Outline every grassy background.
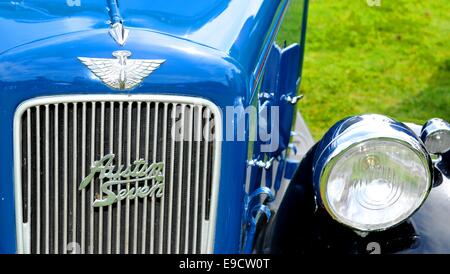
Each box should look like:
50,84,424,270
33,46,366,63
277,0,450,139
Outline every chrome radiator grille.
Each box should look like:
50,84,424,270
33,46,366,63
14,95,221,254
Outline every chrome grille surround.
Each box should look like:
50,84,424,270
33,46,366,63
14,94,222,254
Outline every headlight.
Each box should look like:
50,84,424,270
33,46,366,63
420,118,450,154
313,114,432,232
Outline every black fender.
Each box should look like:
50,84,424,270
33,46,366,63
255,144,450,254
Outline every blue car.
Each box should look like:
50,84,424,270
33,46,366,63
0,0,449,254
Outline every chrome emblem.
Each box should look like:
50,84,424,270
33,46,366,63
109,22,129,46
79,154,165,207
78,50,165,90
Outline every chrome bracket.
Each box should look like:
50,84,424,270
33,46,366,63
258,92,275,100
282,94,304,105
247,157,275,170
241,187,275,253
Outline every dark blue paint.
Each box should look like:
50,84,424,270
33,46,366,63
278,44,301,154
0,0,290,253
0,0,286,102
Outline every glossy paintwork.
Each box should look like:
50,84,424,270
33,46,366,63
0,0,285,98
0,0,289,253
402,175,450,254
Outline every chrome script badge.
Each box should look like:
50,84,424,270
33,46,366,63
79,154,165,207
78,50,165,90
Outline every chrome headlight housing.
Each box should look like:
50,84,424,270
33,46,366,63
313,114,432,232
420,118,450,154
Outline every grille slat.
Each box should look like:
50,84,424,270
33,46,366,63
26,109,32,252
36,106,41,254
15,95,220,254
201,108,211,248
184,106,193,254
132,102,141,254
144,102,154,253
175,104,185,253
158,104,167,253
99,102,105,254
89,102,96,254
80,102,86,253
115,102,123,253
44,105,49,254
124,102,131,254
63,103,68,254
54,105,59,253
192,106,202,253
166,104,175,253
107,102,114,253
71,104,77,252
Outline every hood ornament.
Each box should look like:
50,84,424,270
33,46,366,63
79,2,165,90
78,50,165,90
109,22,129,46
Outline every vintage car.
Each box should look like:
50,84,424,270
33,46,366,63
0,0,449,254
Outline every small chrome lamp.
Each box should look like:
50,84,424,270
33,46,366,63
421,118,450,154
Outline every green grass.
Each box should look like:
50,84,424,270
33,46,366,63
277,0,450,139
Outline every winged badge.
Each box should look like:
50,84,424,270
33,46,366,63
78,50,165,90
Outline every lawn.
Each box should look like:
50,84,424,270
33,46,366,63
277,0,450,139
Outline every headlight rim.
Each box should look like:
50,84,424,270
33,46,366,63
313,115,433,232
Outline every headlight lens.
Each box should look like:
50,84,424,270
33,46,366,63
314,115,432,232
324,139,431,231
